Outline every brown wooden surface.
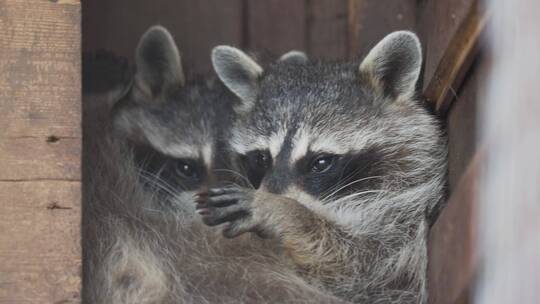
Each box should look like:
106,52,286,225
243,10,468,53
247,0,307,55
427,39,487,304
0,0,81,302
446,55,488,191
82,0,243,76
417,0,476,91
428,152,481,304
307,0,348,59
422,1,487,114
348,0,416,58
84,1,423,69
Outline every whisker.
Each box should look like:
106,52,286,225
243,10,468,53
138,168,183,190
321,176,384,201
213,168,255,189
329,189,389,205
321,164,371,197
137,169,185,197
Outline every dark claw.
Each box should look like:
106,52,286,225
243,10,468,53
205,196,239,208
194,192,208,204
201,208,249,226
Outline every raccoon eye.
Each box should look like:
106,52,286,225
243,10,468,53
247,150,271,170
175,160,198,179
256,152,271,169
310,155,337,173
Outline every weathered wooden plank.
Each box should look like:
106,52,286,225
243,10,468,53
417,0,476,91
0,0,81,302
0,137,80,181
0,7,80,138
347,0,416,59
0,181,81,303
307,0,348,60
422,1,487,114
83,0,243,76
428,152,480,304
247,0,307,55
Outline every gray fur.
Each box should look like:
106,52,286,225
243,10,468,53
212,46,263,110
135,25,185,98
359,31,422,99
210,31,447,303
83,26,346,303
279,50,309,64
82,113,345,303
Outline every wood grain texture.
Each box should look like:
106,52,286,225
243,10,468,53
0,0,81,302
246,0,307,55
307,0,348,60
348,0,416,59
417,0,476,91
422,1,487,114
83,0,243,76
0,181,81,303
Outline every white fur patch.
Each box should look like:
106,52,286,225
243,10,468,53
309,135,349,155
268,129,287,159
159,143,198,159
290,128,310,163
230,133,269,155
202,143,213,169
230,127,288,161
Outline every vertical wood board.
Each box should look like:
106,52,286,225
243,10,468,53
0,0,82,302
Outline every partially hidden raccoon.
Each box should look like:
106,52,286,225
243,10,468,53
83,26,345,303
199,31,447,303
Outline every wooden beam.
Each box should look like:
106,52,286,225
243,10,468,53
0,0,81,302
422,1,488,114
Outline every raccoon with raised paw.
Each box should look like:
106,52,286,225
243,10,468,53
201,31,447,303
83,26,345,303
83,24,237,302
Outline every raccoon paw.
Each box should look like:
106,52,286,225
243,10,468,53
195,186,259,238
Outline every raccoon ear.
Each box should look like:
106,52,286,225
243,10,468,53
279,51,308,64
212,46,263,108
134,25,185,98
359,31,422,99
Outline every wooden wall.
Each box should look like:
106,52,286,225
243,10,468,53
0,0,81,303
83,0,420,76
